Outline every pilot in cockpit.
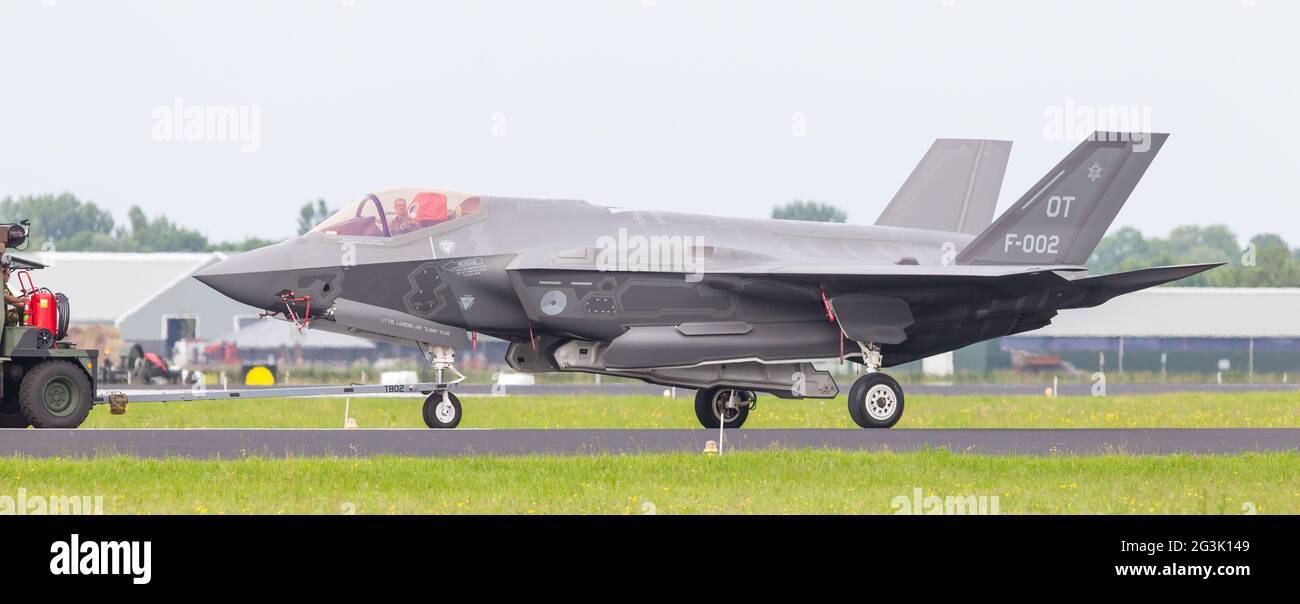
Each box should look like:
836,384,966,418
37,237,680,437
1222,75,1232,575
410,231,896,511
389,198,420,235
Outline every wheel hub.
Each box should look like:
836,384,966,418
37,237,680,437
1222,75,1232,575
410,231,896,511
712,389,748,422
43,378,77,417
434,397,457,423
865,384,897,421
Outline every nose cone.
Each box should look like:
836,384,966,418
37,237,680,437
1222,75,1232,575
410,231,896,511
194,243,296,310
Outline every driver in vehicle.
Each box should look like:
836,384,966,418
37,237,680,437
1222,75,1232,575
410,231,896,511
1,255,27,326
389,198,420,235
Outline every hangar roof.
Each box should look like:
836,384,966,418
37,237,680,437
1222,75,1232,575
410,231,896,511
22,252,225,325
1036,287,1300,338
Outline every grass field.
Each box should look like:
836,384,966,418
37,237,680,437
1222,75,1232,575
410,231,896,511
2,450,1295,514
79,391,1300,429
5,391,1293,515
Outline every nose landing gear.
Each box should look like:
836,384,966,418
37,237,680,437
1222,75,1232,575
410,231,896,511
419,343,466,429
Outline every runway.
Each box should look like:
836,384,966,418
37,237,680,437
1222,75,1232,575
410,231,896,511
102,381,1300,400
458,382,1300,398
2,428,1296,458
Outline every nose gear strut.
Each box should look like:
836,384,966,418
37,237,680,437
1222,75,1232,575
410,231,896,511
419,343,467,429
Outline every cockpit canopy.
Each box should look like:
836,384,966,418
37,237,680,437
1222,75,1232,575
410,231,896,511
310,188,483,237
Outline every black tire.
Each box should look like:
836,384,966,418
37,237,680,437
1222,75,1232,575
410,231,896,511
0,387,28,428
847,373,904,429
55,293,70,341
19,360,94,429
694,387,752,429
422,390,462,429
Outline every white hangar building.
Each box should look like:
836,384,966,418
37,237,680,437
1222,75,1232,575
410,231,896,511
996,288,1300,375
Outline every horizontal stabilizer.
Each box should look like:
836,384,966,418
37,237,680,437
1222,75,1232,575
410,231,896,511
1071,262,1223,306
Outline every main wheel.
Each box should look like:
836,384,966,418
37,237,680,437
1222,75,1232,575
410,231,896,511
847,373,904,429
694,387,753,429
18,360,94,429
422,390,462,429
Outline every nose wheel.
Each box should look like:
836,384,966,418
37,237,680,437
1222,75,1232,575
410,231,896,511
423,390,462,429
847,372,904,429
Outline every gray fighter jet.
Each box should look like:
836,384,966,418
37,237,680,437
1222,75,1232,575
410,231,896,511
195,132,1219,429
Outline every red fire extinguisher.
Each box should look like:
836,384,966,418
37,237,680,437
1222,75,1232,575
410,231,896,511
26,289,58,333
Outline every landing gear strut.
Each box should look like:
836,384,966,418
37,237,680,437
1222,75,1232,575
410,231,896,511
419,343,466,430
847,344,904,428
694,387,755,430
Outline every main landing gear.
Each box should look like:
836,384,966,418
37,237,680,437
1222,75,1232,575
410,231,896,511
846,342,905,429
687,344,906,430
694,387,756,429
847,372,904,429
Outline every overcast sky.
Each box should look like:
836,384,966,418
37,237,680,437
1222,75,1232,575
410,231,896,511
1,0,1295,244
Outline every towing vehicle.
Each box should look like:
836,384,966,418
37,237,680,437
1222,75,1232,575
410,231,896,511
0,223,100,429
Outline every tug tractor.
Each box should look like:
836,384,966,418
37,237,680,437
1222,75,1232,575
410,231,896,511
0,226,99,430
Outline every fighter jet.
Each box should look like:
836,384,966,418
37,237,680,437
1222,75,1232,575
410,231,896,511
195,132,1219,429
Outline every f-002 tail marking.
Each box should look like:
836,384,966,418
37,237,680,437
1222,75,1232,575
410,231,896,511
957,132,1168,266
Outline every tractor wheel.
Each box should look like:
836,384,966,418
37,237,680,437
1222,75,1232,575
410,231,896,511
0,387,28,428
19,360,93,429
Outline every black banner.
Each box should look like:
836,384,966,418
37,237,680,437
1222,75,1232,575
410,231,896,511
2,514,1292,590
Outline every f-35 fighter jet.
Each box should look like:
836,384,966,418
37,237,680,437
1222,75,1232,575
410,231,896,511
196,132,1218,429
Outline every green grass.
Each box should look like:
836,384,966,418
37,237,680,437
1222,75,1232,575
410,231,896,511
79,391,1300,429
24,392,1298,515
2,450,1295,514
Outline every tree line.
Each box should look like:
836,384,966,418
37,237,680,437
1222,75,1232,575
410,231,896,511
0,193,273,253
2,194,1295,287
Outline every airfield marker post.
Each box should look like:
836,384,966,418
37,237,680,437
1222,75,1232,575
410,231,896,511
718,411,724,456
